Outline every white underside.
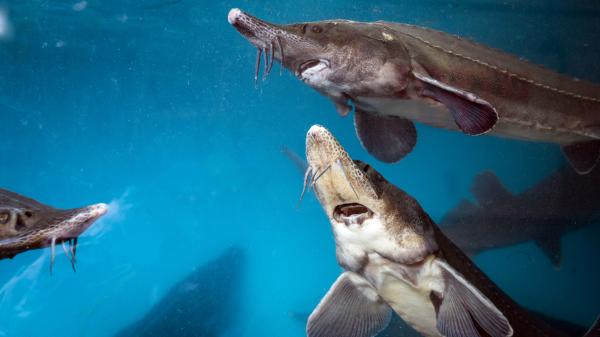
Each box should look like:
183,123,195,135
365,254,444,337
379,274,442,337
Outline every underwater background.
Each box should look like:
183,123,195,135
1,0,599,336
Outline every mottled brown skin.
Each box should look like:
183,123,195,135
0,188,107,260
378,22,600,143
304,125,573,337
229,9,600,171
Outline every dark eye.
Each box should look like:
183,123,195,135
361,164,371,173
0,212,10,224
24,211,33,218
311,25,323,33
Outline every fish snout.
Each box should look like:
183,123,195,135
228,8,280,48
60,203,109,237
306,124,340,168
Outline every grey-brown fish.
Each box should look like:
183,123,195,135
229,9,600,174
0,188,107,272
302,124,599,337
442,167,600,268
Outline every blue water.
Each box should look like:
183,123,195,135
1,1,599,336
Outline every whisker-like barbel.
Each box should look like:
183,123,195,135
312,163,332,187
297,166,313,207
254,48,262,85
275,36,284,75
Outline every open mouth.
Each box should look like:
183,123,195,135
333,203,373,226
296,59,330,77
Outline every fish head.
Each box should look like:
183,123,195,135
0,189,107,259
228,9,410,108
305,125,437,267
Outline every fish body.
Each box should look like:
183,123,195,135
442,168,600,267
0,188,107,268
229,9,600,174
303,125,598,337
114,246,244,337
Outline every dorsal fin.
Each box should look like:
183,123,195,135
471,171,513,207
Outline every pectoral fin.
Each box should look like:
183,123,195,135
413,72,498,135
307,272,392,337
434,259,513,337
354,108,417,163
535,235,562,268
562,140,600,175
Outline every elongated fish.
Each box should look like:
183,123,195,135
0,188,107,272
284,145,600,267
114,246,244,337
442,168,600,267
302,124,599,337
229,9,600,174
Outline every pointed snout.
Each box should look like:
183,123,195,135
59,202,108,237
227,8,284,48
306,124,342,169
227,8,242,25
306,125,379,201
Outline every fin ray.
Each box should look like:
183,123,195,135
307,272,392,337
414,72,498,135
435,259,513,337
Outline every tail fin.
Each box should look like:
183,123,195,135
584,315,600,337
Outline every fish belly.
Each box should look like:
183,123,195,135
377,273,442,337
357,96,592,144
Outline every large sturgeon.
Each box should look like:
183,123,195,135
228,9,600,174
0,188,108,272
302,124,599,337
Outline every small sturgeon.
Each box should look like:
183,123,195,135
303,124,599,337
0,188,108,272
229,9,600,174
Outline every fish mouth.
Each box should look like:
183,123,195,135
333,203,373,226
296,59,330,78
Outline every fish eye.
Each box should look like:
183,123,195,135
311,25,323,33
0,211,10,225
24,211,33,218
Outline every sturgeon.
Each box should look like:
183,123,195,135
302,124,599,337
0,188,108,272
229,9,600,174
442,167,600,267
